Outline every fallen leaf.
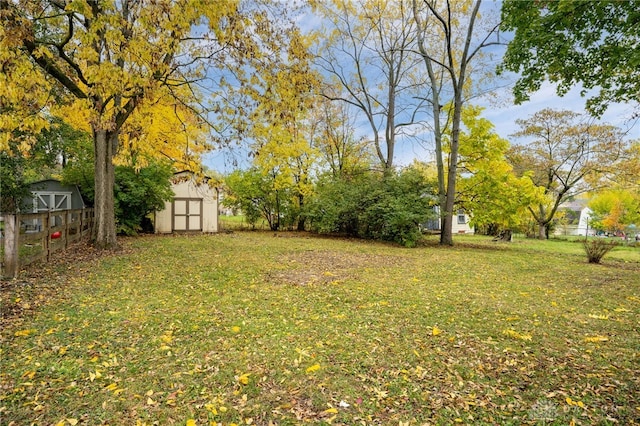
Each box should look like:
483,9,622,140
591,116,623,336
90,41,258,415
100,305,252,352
306,364,321,374
238,373,250,385
502,329,532,341
584,336,608,343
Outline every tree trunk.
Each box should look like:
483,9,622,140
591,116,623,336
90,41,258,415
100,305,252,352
440,95,463,246
92,129,118,249
297,193,306,231
537,223,547,240
493,229,513,242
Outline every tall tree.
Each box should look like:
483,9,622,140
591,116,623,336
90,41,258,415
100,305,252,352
1,0,296,248
244,29,319,231
507,108,626,239
412,0,502,245
313,0,428,171
311,99,373,178
588,189,640,236
500,0,640,116
455,105,543,238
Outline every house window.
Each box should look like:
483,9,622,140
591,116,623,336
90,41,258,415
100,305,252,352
457,209,466,224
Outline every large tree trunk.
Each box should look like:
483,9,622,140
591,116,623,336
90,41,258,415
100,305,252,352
440,95,463,246
297,193,306,231
92,129,118,249
537,223,547,239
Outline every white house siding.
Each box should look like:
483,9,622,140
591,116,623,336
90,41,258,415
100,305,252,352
451,216,474,234
452,212,475,234
576,207,593,236
155,178,218,233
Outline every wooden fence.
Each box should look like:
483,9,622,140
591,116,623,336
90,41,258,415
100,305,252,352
1,209,94,278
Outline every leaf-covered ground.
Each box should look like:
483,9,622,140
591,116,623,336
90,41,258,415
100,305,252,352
1,233,639,425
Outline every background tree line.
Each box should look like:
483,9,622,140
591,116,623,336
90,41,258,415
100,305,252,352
1,0,638,248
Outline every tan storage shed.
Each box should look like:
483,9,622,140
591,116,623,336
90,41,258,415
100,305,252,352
154,172,219,234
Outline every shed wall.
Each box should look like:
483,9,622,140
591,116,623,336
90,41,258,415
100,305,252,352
155,179,218,233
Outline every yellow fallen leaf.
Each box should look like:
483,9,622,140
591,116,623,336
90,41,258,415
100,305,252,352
147,397,156,405
14,329,36,337
502,329,532,341
231,326,241,333
67,419,79,426
584,336,608,343
186,420,197,426
323,407,338,414
105,383,119,391
431,326,442,336
238,373,250,385
306,364,321,374
588,314,609,320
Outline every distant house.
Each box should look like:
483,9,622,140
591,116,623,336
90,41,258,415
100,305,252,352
555,200,594,236
154,171,219,233
422,206,474,234
22,179,86,213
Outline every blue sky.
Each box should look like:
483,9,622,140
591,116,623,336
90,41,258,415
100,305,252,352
204,78,639,173
203,2,640,174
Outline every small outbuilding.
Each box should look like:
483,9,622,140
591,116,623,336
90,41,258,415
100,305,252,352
154,171,220,234
23,179,86,213
555,200,594,236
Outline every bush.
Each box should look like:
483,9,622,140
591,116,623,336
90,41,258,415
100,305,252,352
223,168,295,231
114,162,174,235
306,168,436,247
583,238,617,263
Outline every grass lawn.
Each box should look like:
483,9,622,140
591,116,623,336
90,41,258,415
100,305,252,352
219,216,270,231
1,232,638,425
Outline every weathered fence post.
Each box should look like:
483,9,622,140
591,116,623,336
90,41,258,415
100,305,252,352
4,214,19,278
46,210,52,262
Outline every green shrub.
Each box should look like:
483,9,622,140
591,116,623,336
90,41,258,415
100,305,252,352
583,238,617,263
114,162,174,235
306,168,436,247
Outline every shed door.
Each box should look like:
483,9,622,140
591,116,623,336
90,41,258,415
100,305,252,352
33,192,72,212
172,198,202,231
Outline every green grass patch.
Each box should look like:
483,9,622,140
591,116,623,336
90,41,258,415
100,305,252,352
1,233,639,425
219,215,269,231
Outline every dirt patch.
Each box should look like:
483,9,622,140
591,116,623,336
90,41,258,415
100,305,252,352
264,250,411,286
